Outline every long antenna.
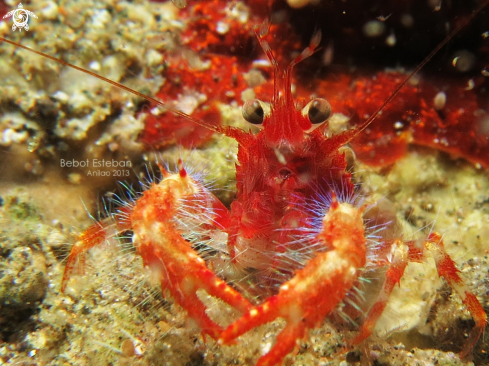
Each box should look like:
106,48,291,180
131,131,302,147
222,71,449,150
0,36,221,134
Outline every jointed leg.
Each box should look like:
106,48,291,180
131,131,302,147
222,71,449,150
61,217,128,293
352,240,409,345
353,233,486,357
421,233,487,357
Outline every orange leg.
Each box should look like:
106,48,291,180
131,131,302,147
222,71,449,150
220,198,368,366
61,217,128,293
421,233,487,357
351,240,409,344
138,236,251,339
62,164,252,339
220,250,360,366
353,234,486,357
125,166,253,338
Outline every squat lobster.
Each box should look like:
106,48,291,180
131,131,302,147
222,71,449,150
57,21,486,366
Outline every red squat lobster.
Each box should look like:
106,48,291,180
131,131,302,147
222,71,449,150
5,16,485,366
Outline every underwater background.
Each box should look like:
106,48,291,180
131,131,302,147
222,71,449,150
0,0,488,365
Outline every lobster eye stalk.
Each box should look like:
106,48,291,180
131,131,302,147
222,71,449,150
302,98,332,125
243,100,270,127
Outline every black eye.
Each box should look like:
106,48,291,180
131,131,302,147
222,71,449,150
242,100,265,125
303,98,331,124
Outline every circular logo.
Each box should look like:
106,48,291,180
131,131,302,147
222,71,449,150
3,3,38,32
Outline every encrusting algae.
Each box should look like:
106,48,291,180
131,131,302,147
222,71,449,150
0,0,488,365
